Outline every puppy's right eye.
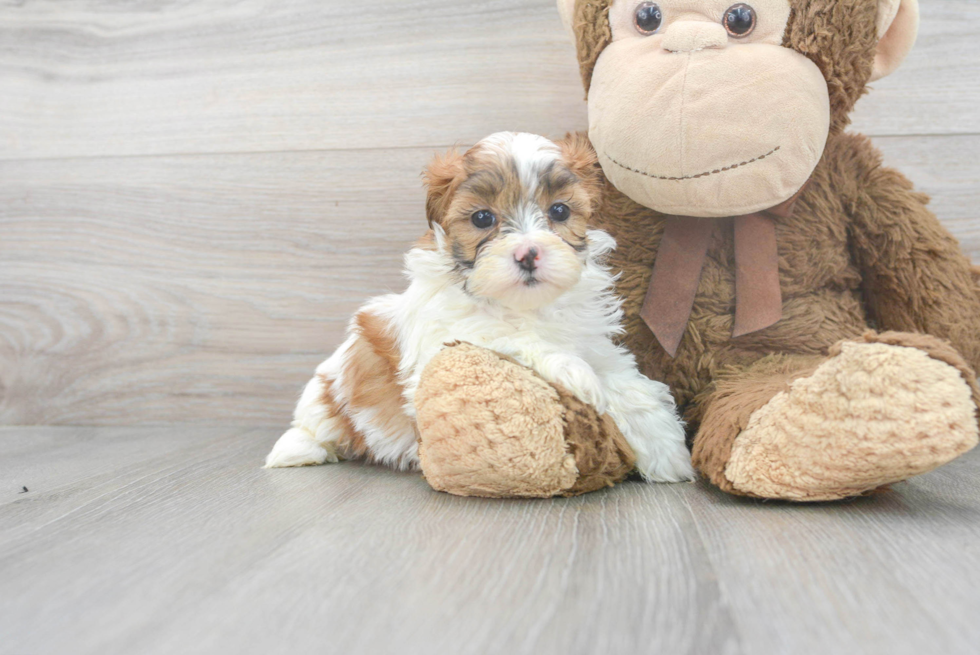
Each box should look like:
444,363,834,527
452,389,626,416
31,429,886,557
549,203,571,222
471,210,496,229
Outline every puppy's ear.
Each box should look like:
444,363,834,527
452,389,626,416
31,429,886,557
423,149,466,228
558,132,603,209
558,132,601,185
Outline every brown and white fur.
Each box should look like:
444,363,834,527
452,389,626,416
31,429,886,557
265,132,694,483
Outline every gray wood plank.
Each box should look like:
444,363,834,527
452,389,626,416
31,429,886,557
2,135,978,427
0,0,976,162
850,0,980,137
0,427,740,655
3,427,979,655
0,148,432,426
0,425,240,507
0,425,250,544
0,0,588,160
873,134,980,261
685,451,980,655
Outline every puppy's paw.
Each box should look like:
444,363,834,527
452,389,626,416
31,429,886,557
264,428,339,469
637,441,696,483
547,356,606,413
622,406,695,483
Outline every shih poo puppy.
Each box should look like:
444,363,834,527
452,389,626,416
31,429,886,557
265,132,694,483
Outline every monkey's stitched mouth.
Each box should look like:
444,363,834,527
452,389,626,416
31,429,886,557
603,146,781,182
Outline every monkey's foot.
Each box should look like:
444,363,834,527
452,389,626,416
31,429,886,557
414,342,635,498
724,341,979,501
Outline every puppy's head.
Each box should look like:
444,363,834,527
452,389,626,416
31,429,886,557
423,132,602,310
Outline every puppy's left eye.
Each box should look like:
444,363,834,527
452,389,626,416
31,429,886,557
548,203,571,222
471,210,496,229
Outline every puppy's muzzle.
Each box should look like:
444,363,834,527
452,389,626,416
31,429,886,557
515,246,540,273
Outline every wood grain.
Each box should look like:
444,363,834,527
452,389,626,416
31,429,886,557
0,0,977,162
2,3,979,652
0,427,740,655
0,148,433,426
3,427,980,655
2,135,978,427
685,447,980,655
850,0,980,137
0,0,588,160
874,135,980,259
0,0,978,427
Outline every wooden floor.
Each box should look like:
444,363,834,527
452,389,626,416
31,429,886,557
2,426,979,655
3,3,980,653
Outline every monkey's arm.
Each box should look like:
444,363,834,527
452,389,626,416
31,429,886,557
848,149,980,372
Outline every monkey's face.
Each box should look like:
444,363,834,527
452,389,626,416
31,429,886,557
588,0,830,217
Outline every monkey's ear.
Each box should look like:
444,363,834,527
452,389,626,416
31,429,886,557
423,149,465,228
871,0,919,82
557,0,576,36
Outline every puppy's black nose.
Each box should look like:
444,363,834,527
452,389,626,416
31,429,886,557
517,248,538,273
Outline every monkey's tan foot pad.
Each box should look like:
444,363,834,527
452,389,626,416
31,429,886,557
724,342,979,502
414,342,635,498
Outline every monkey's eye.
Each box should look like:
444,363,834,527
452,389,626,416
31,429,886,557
548,203,571,222
471,210,496,229
723,3,756,38
633,2,663,35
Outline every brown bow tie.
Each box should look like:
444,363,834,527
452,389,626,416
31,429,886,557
639,190,804,358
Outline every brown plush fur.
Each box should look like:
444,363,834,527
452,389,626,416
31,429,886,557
691,331,980,496
416,342,634,498
571,0,614,95
690,354,824,494
567,0,980,498
782,0,880,133
409,0,979,501
598,130,980,495
849,331,980,408
554,385,637,496
723,337,978,500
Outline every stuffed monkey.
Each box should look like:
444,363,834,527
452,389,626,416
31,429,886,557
416,0,980,501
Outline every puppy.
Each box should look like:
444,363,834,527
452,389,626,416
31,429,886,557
265,132,694,483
